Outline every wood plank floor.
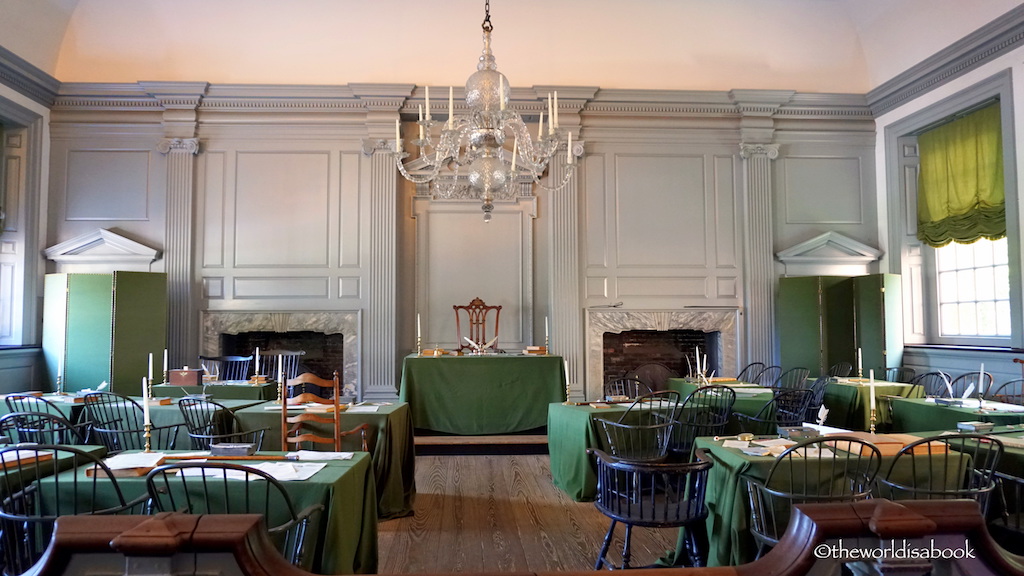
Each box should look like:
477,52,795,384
377,454,679,573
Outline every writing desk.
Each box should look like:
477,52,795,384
891,397,1024,432
399,354,566,434
233,402,416,519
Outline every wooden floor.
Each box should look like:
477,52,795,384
376,454,679,573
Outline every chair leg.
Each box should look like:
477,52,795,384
621,524,633,569
684,523,709,568
595,519,617,569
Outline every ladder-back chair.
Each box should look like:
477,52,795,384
282,372,368,452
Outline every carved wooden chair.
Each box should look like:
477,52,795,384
453,297,502,353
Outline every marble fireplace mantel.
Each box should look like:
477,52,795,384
201,311,361,398
585,308,740,400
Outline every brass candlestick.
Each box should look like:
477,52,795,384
161,369,168,386
869,408,877,434
416,335,422,356
55,373,65,396
144,422,152,453
276,380,284,404
147,376,153,399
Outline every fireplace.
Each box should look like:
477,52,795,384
585,308,739,400
603,330,721,386
201,311,361,398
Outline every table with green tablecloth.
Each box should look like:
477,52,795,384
233,402,416,519
547,402,628,501
547,392,776,502
666,379,775,434
823,378,923,430
39,451,377,574
0,393,87,422
399,354,566,434
891,397,1024,432
686,434,965,567
152,380,278,400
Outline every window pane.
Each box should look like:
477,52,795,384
955,242,975,269
958,303,978,335
976,301,996,335
940,303,960,335
957,269,976,301
975,241,994,267
997,301,1012,335
938,271,958,302
937,245,957,271
975,267,995,300
993,237,1009,264
995,265,1010,299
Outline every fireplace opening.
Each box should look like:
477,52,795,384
602,330,721,390
219,331,344,380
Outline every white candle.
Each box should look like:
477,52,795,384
537,111,544,140
425,85,431,120
57,356,62,380
255,347,260,375
695,346,701,375
448,86,454,129
511,139,517,172
163,348,168,373
547,93,554,135
857,348,863,374
395,119,401,151
278,354,284,384
499,76,505,111
148,353,153,382
869,369,876,411
418,105,424,139
417,313,422,340
567,131,573,165
142,376,151,427
544,316,549,341
554,90,559,128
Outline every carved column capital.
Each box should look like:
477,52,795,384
361,138,392,156
157,138,200,155
739,143,780,160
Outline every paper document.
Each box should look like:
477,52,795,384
104,452,165,470
289,450,354,461
346,406,379,413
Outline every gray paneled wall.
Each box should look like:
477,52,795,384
42,83,876,397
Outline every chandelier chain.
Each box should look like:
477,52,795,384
482,0,493,32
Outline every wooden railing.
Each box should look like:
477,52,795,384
27,499,1024,576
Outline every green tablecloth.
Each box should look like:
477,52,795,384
822,379,923,430
399,354,566,434
152,381,279,400
690,434,964,567
891,397,1024,432
233,402,416,519
0,393,86,422
42,451,377,574
547,402,627,501
666,379,775,435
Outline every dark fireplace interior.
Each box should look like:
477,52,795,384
220,331,343,380
603,329,721,388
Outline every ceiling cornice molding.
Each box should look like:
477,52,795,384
0,44,59,107
867,3,1024,115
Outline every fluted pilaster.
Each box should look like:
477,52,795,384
365,141,398,400
740,143,779,365
548,146,584,401
157,137,200,368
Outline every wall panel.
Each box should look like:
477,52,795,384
65,150,150,220
234,151,330,267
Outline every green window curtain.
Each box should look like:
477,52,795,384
917,102,1005,247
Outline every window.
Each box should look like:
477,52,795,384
935,238,1010,339
889,72,1021,349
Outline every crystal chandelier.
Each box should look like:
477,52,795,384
393,0,577,222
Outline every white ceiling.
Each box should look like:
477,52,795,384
1,0,1022,93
